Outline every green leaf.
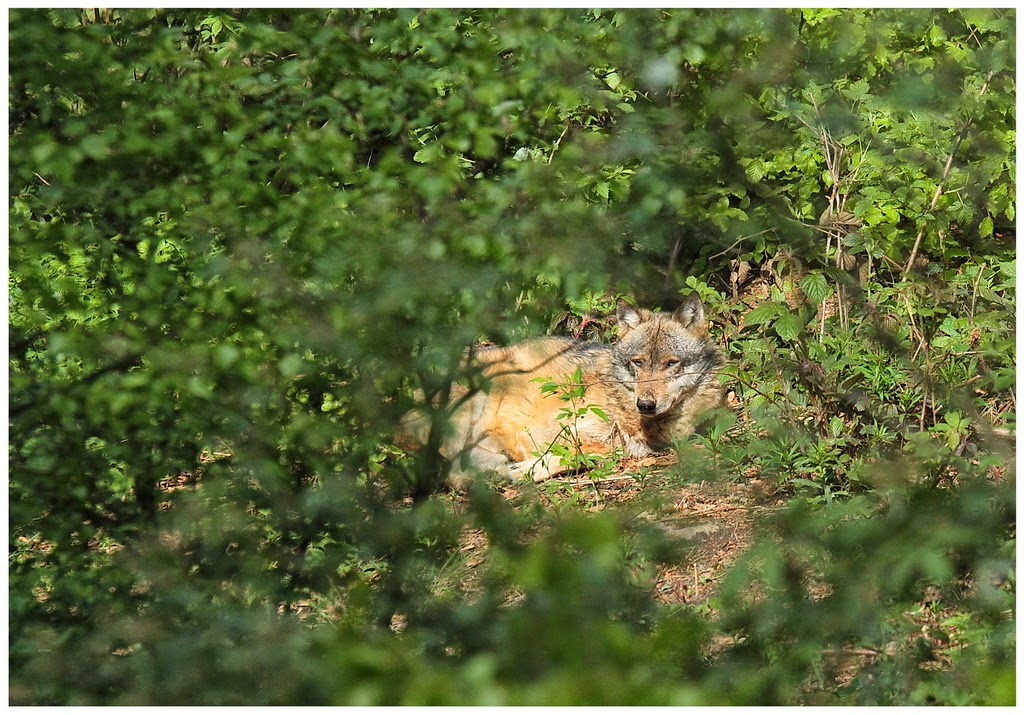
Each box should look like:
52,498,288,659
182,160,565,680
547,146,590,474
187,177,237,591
743,158,766,182
774,312,804,341
413,143,443,164
800,272,830,305
979,215,994,238
278,354,304,378
744,301,787,326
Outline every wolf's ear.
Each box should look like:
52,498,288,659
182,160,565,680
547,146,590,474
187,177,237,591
673,293,706,331
616,299,645,337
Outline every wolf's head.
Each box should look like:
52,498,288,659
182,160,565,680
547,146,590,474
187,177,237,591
612,295,721,418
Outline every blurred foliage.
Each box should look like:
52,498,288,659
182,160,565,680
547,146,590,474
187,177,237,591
9,8,1015,705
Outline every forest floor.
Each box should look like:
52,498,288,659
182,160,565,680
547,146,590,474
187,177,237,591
434,453,977,695
444,450,785,609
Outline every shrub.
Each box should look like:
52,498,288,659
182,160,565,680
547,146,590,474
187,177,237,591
10,8,1014,705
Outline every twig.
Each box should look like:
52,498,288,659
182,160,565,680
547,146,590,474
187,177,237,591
548,474,637,486
823,645,892,659
664,229,683,290
658,504,754,519
901,293,923,361
547,120,571,165
707,229,775,261
969,262,985,320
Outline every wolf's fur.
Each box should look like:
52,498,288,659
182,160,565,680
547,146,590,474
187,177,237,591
403,294,724,482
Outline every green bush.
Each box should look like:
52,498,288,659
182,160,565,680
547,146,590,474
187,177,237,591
10,8,1014,705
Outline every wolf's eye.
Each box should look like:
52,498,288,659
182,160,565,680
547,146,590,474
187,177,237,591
665,358,680,369
629,358,645,368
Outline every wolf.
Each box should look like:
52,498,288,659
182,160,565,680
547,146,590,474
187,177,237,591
402,294,724,483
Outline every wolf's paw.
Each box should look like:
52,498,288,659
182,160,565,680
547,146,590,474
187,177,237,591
509,458,554,483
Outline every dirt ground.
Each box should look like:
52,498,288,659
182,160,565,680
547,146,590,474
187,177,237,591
449,452,784,608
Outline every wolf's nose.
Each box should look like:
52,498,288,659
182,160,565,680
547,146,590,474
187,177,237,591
637,399,657,415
